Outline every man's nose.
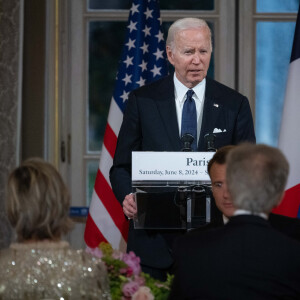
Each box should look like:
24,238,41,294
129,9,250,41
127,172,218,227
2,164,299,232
223,185,230,199
192,53,201,64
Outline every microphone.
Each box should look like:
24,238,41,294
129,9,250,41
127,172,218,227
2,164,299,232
181,133,194,152
204,133,216,152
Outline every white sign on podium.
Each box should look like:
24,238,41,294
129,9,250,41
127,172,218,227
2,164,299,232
132,151,214,229
132,151,214,182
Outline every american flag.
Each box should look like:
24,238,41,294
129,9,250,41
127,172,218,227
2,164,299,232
84,0,168,251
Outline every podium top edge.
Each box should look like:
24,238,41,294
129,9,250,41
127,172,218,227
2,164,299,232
132,180,211,187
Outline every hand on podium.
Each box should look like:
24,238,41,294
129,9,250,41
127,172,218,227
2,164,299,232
123,193,137,220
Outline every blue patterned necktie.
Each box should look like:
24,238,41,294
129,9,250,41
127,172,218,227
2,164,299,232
181,89,197,151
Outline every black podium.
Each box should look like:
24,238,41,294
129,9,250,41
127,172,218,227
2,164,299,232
131,151,214,230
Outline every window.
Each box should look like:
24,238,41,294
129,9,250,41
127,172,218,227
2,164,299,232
255,21,296,145
239,0,299,146
51,0,299,248
57,0,235,248
84,0,230,206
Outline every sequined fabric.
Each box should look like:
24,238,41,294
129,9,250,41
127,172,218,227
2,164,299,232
0,241,111,299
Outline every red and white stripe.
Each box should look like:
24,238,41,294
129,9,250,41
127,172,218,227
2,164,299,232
272,11,300,218
84,98,129,251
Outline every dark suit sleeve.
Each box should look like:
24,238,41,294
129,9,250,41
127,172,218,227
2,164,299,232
233,95,256,144
168,237,185,300
109,91,141,204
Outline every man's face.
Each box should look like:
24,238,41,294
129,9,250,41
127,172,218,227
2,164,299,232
210,163,235,218
166,27,212,89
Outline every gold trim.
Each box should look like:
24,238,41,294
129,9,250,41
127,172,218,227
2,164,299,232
54,0,59,167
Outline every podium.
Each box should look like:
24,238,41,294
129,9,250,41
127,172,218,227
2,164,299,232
132,151,214,230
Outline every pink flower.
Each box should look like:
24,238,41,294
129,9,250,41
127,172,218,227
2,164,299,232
122,280,140,298
112,250,124,260
122,251,141,275
132,286,154,300
86,246,103,259
119,267,128,275
133,275,145,286
126,267,134,277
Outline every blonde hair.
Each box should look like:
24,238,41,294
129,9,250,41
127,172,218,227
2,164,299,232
6,158,73,241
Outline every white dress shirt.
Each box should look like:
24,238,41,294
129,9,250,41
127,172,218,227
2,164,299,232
233,209,268,220
173,73,206,147
223,214,230,224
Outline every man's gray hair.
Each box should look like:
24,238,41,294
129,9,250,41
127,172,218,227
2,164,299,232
226,143,289,214
166,17,212,52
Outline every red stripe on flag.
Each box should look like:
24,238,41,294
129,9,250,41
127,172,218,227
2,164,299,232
94,169,129,241
84,213,108,248
103,123,117,158
272,184,300,218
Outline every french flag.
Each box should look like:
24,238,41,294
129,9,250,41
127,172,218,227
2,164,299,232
272,4,300,218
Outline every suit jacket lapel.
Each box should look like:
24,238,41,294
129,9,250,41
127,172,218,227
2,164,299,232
198,79,222,150
154,75,182,151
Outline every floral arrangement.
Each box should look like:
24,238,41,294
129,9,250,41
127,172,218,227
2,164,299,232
87,242,173,300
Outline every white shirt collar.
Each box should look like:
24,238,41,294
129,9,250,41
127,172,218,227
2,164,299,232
233,209,268,220
223,214,230,224
173,73,206,104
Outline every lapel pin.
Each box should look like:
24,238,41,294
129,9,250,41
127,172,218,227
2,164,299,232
213,103,219,108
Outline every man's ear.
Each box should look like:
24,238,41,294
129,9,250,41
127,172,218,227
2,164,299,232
166,46,174,65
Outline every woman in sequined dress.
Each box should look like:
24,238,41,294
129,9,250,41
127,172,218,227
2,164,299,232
0,158,111,299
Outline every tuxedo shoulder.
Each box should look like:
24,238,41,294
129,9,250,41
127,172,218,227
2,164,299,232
206,77,247,99
269,213,300,224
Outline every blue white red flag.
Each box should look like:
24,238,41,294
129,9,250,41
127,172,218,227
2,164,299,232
84,0,168,250
273,4,300,218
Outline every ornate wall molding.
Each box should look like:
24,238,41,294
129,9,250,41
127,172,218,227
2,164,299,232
0,0,23,248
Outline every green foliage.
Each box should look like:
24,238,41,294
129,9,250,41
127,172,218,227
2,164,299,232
143,272,174,300
97,242,174,299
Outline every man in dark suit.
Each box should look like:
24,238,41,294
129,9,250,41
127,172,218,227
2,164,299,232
110,18,256,280
169,144,300,299
191,145,300,241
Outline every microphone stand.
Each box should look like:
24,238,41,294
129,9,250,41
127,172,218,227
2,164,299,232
181,133,194,152
204,133,217,152
179,133,195,229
